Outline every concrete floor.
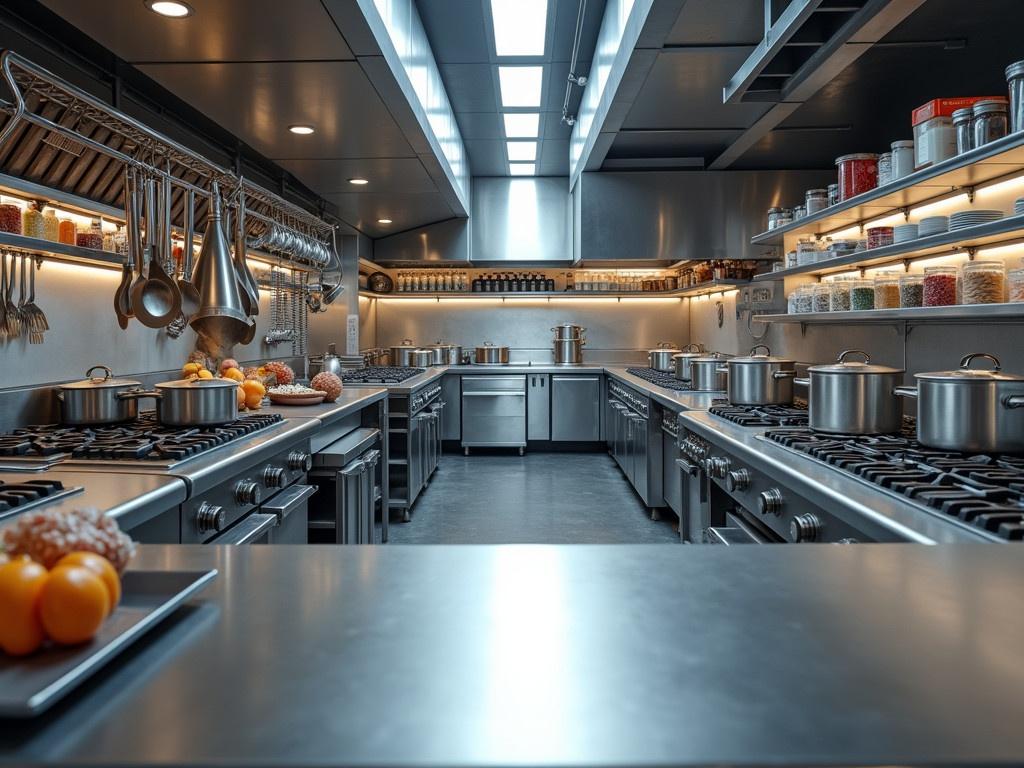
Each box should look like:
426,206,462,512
389,450,680,544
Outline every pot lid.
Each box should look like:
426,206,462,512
157,378,241,389
429,340,458,348
61,365,140,389
477,342,508,349
808,349,903,375
649,341,680,354
392,339,417,348
672,351,704,360
916,353,1024,382
728,345,793,365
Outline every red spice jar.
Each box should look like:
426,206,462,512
923,266,958,306
58,218,76,244
835,153,878,202
0,202,21,234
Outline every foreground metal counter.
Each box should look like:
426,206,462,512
2,543,1023,767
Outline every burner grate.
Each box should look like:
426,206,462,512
709,403,809,428
0,479,81,515
624,368,693,392
341,366,426,385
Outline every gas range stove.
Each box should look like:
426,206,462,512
624,367,692,392
0,412,283,471
764,428,1024,541
708,402,809,427
0,478,82,518
341,366,426,385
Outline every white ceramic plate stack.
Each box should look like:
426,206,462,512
949,209,1003,231
918,216,949,237
1014,197,1024,216
893,224,919,243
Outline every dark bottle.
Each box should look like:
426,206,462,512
565,271,575,291
498,273,508,292
483,273,493,292
527,273,537,292
472,274,482,292
510,273,520,292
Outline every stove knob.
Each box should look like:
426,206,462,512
263,466,286,488
287,450,313,472
234,480,262,506
791,513,821,543
758,488,784,515
196,502,225,533
707,456,730,479
725,468,751,492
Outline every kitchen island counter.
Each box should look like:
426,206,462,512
262,386,388,426
604,366,721,411
3,543,1023,768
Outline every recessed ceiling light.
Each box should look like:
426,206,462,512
509,163,536,176
507,141,537,162
377,218,393,224
145,0,193,18
348,178,369,185
288,124,315,135
503,113,540,138
490,0,547,56
498,66,544,108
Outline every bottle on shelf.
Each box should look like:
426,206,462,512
472,273,482,292
566,271,575,291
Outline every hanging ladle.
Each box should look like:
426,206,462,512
176,187,200,318
113,166,135,329
234,187,260,316
130,174,181,328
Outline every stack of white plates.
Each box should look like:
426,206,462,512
949,209,1003,230
919,216,949,237
1014,197,1024,216
894,224,919,243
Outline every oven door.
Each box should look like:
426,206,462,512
677,457,708,544
264,484,316,544
207,511,279,545
705,512,771,544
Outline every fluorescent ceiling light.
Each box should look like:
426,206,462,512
509,163,536,176
490,0,547,56
145,1,193,17
377,218,393,224
348,178,369,185
507,141,537,162
288,124,315,135
503,113,540,138
498,66,543,108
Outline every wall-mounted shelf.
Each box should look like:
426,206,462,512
0,231,122,269
750,130,1024,247
757,303,1024,325
752,215,1024,281
360,279,747,301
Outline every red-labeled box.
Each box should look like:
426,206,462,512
912,97,1005,169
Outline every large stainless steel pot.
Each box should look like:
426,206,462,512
690,355,728,391
721,345,795,405
803,350,905,434
553,338,585,365
895,353,1024,453
390,339,419,367
551,323,585,340
151,378,240,426
648,342,681,372
426,341,462,365
672,344,705,381
56,365,148,425
475,342,510,365
409,349,435,367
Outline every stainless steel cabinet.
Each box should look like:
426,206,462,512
527,374,550,440
461,376,527,452
551,375,601,442
308,428,382,544
662,421,682,518
440,375,461,441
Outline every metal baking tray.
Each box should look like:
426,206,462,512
0,568,217,717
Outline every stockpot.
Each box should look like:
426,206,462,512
426,341,462,365
672,344,706,381
648,342,681,372
690,354,728,391
409,349,435,368
720,345,795,405
551,323,585,340
475,342,510,365
140,378,240,427
56,365,148,425
390,339,419,367
801,350,904,434
553,338,585,365
895,353,1024,453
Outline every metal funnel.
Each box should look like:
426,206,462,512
190,181,249,341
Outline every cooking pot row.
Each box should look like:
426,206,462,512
390,340,464,366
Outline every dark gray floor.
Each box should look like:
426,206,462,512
389,450,680,544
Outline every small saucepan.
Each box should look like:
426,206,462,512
56,365,151,425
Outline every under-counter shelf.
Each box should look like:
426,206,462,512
751,130,1024,246
360,279,747,300
757,303,1024,326
753,215,1024,280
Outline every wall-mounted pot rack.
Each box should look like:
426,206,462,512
0,50,339,274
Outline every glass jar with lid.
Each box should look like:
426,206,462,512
792,204,807,220
973,99,1009,147
767,207,785,230
827,183,839,206
828,278,852,312
952,108,974,155
811,283,831,312
873,272,900,309
961,260,1006,304
76,218,104,250
851,279,875,310
805,189,828,215
899,274,924,308
42,208,60,241
923,266,958,306
1010,259,1024,302
58,217,76,244
22,200,45,238
877,152,893,186
890,140,915,179
792,285,814,314
0,197,20,234
796,239,819,266
835,153,878,201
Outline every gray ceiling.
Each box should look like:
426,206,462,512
417,0,607,177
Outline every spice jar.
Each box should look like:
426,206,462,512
811,283,831,313
952,108,974,155
923,266,958,306
75,218,104,250
1007,60,1024,134
877,152,893,186
767,207,785,230
1009,265,1024,302
792,205,806,220
805,189,828,215
22,201,45,238
961,260,1005,304
835,153,878,202
829,277,852,312
873,272,900,309
58,218,76,244
42,208,59,241
0,199,21,234
973,99,1009,148
827,183,839,206
890,140,915,179
899,274,924,308
792,286,814,314
851,279,875,311
796,240,820,266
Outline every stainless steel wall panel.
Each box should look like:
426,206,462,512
374,218,470,264
471,177,571,263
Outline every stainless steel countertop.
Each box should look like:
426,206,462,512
603,367,722,411
263,387,388,425
679,410,991,543
3,543,1023,767
0,470,186,531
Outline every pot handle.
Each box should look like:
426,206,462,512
117,389,162,401
894,386,918,399
836,349,870,364
683,343,701,352
1003,395,1024,409
960,352,1001,371
794,377,810,387
85,364,113,382
772,370,796,380
657,341,674,349
749,344,770,356
715,366,729,374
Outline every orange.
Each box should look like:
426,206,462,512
0,558,49,655
38,566,109,645
241,379,266,397
182,362,201,375
237,384,246,406
197,369,214,380
56,553,121,615
223,367,245,383
244,393,263,410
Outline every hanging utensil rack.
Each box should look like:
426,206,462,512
0,49,339,274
